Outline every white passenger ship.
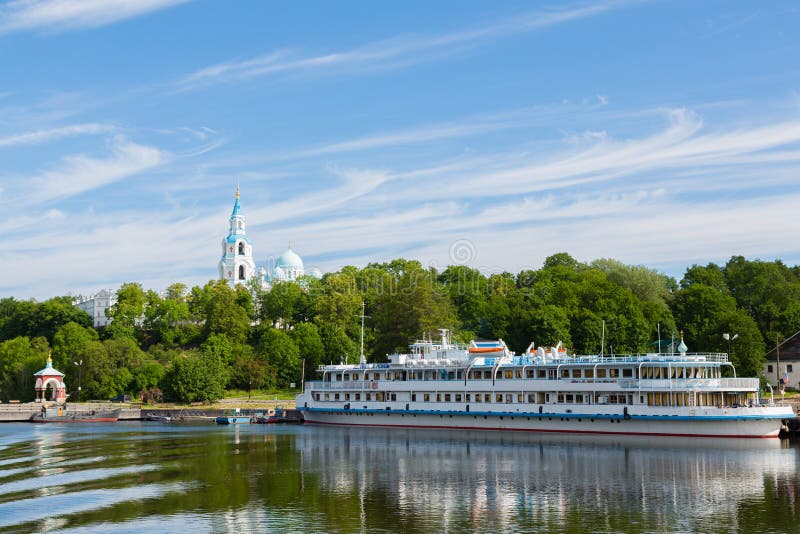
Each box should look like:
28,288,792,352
297,330,794,438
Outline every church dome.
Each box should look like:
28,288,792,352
276,247,304,270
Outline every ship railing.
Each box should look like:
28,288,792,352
617,377,760,390
512,353,729,365
305,381,387,391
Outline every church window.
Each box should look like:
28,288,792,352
238,265,245,280
238,242,245,255
237,220,242,229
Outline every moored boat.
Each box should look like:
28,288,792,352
296,330,795,438
215,409,251,424
31,405,120,423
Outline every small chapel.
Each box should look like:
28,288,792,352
34,353,67,403
218,187,320,289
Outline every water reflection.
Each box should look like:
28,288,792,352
295,427,799,533
0,423,795,533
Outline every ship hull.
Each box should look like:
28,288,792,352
300,407,789,438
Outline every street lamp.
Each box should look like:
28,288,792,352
722,333,738,358
73,360,83,403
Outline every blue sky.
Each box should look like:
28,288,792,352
1,0,800,299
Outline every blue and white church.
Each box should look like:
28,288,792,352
219,187,319,288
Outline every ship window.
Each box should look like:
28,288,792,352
557,394,564,403
355,393,360,401
622,369,632,378
436,394,442,402
504,370,512,379
315,394,320,401
566,394,574,403
572,369,581,378
444,394,451,402
345,393,350,401
352,373,359,381
455,394,462,402
485,394,491,403
335,374,341,381
789,365,794,372
484,371,492,379
515,370,522,379
527,370,534,378
343,374,349,381
505,394,512,404
596,369,606,378
324,394,329,400
475,393,482,402
423,394,430,402
334,394,340,401
528,394,535,403
465,394,471,402
538,369,546,378
411,394,416,401
496,394,503,403
609,369,619,378
561,369,569,378
517,394,523,403
391,394,397,401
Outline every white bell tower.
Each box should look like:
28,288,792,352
219,186,256,286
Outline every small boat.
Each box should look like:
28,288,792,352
146,413,172,422
215,409,251,424
255,406,295,424
31,405,120,423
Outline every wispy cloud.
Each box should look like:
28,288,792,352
0,0,191,34
0,122,114,146
174,1,628,91
14,136,168,204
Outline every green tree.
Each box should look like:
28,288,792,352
165,349,229,403
260,281,303,329
371,261,454,359
255,328,301,388
202,280,250,343
144,285,191,346
52,321,99,371
0,336,49,401
291,322,325,380
106,283,147,339
318,324,357,366
232,355,274,396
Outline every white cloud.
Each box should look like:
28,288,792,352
0,122,114,146
21,136,168,204
174,1,627,91
0,0,191,34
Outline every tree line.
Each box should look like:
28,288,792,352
0,253,798,403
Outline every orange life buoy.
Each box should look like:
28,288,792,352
371,382,378,390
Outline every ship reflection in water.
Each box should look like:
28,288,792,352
0,423,797,532
296,427,799,532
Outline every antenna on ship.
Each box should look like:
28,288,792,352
358,301,369,366
600,320,606,357
657,323,661,356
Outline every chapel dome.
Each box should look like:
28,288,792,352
276,247,304,270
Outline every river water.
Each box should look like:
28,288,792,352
0,422,797,533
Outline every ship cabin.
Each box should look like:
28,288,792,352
311,338,756,410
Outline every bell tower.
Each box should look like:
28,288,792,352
219,185,256,286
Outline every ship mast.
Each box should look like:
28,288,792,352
358,301,368,365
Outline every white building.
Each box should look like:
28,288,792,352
74,289,116,328
219,189,320,289
219,186,257,286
